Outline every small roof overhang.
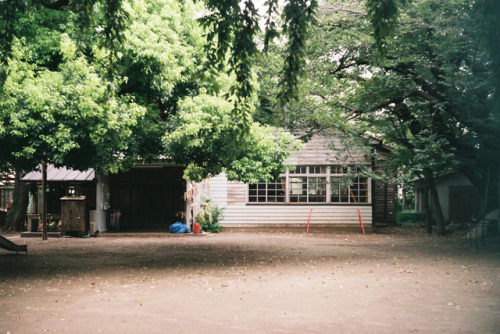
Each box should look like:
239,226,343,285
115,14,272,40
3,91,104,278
22,165,95,182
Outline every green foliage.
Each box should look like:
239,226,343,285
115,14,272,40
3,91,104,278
282,0,500,192
0,37,147,173
278,0,319,103
254,0,499,231
0,0,416,137
473,0,500,117
195,200,224,233
200,0,319,133
397,211,425,225
366,0,401,53
0,0,302,190
119,0,205,108
163,92,302,183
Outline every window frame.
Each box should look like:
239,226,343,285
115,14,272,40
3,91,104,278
248,178,286,203
247,165,371,205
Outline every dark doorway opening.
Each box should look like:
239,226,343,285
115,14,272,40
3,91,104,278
449,185,480,222
109,166,185,231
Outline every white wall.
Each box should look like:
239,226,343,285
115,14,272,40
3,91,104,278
208,174,372,228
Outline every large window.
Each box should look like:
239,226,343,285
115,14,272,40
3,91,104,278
289,166,327,203
330,166,369,203
248,165,369,204
248,178,286,203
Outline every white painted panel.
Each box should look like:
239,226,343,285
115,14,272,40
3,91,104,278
208,174,228,207
221,205,372,226
227,181,247,205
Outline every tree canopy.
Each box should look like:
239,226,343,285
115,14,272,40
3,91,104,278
0,35,147,172
254,0,500,233
164,91,301,183
0,0,302,182
2,0,498,234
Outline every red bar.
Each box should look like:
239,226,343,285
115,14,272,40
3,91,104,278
357,209,365,235
306,209,313,233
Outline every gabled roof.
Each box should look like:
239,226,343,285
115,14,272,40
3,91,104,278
22,165,95,182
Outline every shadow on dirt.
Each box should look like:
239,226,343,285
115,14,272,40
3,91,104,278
1,229,499,281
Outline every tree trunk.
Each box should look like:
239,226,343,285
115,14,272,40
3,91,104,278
423,184,432,234
402,187,407,211
424,169,446,235
42,163,47,240
4,170,29,232
498,163,500,227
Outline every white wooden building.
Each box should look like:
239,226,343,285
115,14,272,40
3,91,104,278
189,134,396,231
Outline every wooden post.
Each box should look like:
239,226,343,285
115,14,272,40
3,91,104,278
41,163,47,240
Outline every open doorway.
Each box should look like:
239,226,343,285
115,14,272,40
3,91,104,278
109,165,186,231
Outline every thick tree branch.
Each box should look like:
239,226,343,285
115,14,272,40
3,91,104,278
344,89,439,122
328,52,369,77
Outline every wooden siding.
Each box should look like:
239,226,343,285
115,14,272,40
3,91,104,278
211,179,372,227
202,133,384,228
207,174,228,207
222,204,372,227
293,134,370,166
227,181,247,206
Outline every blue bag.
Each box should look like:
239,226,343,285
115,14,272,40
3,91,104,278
169,222,189,234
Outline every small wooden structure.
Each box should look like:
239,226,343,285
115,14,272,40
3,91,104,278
21,166,95,235
413,172,481,223
61,196,87,234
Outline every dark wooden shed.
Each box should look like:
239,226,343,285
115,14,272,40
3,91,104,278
21,166,96,233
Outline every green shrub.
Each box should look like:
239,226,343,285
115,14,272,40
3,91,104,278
195,200,224,233
397,211,426,224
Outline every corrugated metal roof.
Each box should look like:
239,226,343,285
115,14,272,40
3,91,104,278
22,165,95,182
0,172,16,187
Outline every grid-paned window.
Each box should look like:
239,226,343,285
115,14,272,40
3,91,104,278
248,165,369,204
331,176,368,203
310,166,327,174
331,166,349,174
289,177,307,202
308,177,327,202
248,178,286,203
289,166,307,174
288,176,327,203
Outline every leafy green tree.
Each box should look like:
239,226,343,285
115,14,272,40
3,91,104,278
1,0,306,232
163,91,302,183
0,34,148,233
255,0,500,234
0,37,147,173
2,1,411,136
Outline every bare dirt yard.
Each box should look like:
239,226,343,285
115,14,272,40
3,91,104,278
1,227,499,334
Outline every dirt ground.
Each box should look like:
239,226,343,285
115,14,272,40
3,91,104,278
1,227,499,334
